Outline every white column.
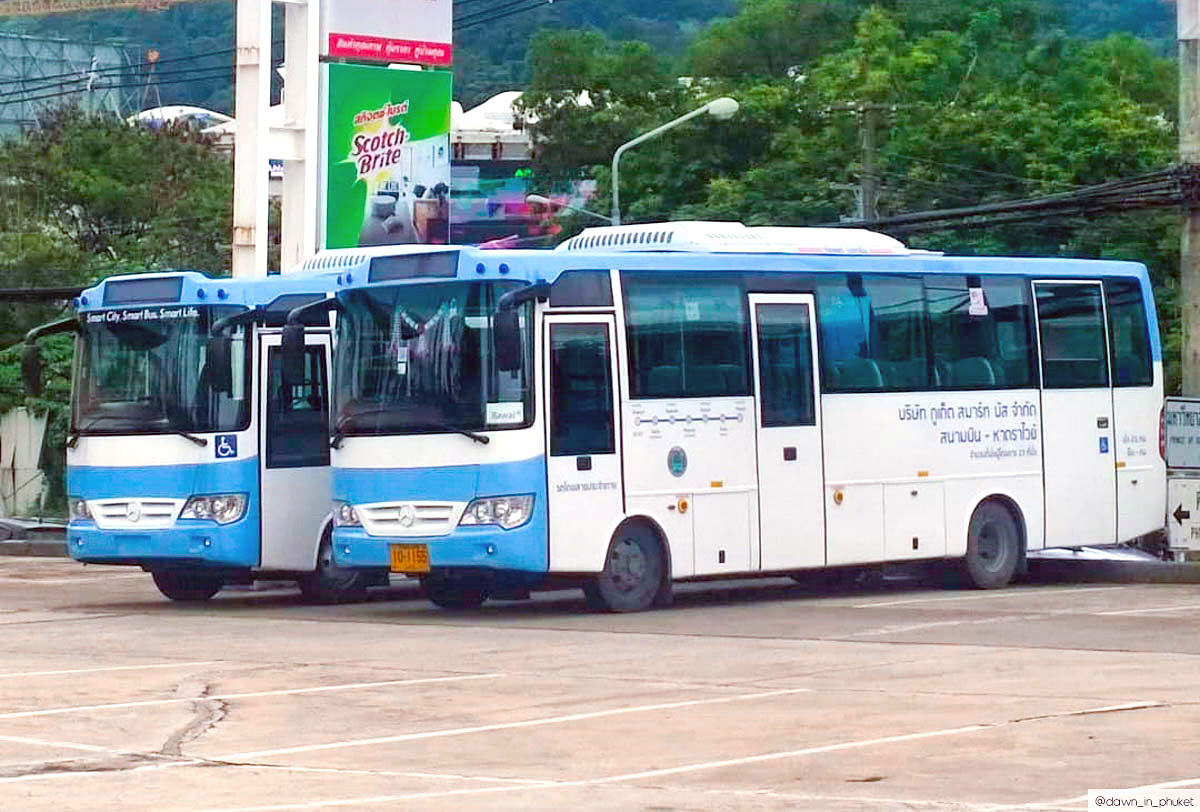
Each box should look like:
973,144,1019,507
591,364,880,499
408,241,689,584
231,0,273,278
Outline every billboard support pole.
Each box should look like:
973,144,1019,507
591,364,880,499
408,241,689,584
232,0,272,278
277,0,321,272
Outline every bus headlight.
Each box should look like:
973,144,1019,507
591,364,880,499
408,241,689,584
181,493,247,525
459,494,534,529
332,501,361,527
69,498,91,520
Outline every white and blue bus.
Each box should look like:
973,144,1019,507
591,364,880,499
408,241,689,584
24,270,378,602
284,222,1166,612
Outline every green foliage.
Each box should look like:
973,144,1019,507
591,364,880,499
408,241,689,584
0,106,233,274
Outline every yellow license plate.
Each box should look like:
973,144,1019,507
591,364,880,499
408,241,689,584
390,544,431,573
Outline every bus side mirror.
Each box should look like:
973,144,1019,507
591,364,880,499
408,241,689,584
206,336,233,394
494,309,522,372
21,343,41,398
281,322,306,388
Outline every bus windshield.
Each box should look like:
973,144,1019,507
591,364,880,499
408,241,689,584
73,305,251,436
334,281,533,438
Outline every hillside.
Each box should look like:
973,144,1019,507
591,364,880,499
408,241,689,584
0,0,1178,113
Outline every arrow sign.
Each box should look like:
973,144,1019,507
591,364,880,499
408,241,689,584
1174,504,1191,526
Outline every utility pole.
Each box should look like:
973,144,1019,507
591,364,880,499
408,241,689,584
861,105,881,222
1181,0,1200,394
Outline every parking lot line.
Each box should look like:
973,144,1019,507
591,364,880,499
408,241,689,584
1095,603,1200,616
854,586,1127,609
1030,776,1200,809
0,673,503,720
0,661,219,680
0,574,147,584
219,687,814,760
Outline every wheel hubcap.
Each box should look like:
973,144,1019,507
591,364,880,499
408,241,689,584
608,538,647,594
976,522,1010,573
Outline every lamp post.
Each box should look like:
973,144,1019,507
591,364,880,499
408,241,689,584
610,96,739,226
526,194,614,225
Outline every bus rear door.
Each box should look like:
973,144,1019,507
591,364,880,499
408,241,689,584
258,332,333,571
749,294,826,570
543,315,624,571
1034,281,1116,547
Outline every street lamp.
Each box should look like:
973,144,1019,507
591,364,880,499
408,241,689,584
525,193,614,225
610,96,739,226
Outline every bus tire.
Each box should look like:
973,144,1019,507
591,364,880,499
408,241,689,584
962,501,1021,589
151,570,222,602
298,531,368,605
589,522,666,613
424,574,489,610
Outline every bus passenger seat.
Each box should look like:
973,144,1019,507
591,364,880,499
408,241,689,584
647,365,682,397
951,357,995,387
689,366,727,397
835,358,884,389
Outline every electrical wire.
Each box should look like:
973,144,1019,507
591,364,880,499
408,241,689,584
454,0,569,32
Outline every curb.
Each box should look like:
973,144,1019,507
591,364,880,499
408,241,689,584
0,538,68,558
1027,558,1200,584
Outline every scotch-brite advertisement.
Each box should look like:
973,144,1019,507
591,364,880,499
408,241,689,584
324,65,452,249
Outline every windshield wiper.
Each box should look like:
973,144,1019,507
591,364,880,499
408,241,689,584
331,409,490,448
68,414,208,447
67,414,129,447
167,427,209,447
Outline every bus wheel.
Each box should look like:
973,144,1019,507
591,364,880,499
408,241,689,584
588,523,665,613
151,570,222,602
962,502,1020,589
298,533,368,604
424,575,489,610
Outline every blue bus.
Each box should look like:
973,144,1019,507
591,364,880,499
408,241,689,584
283,223,1165,612
23,269,379,602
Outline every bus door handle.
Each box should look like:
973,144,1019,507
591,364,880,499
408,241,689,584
576,456,592,471
783,447,797,461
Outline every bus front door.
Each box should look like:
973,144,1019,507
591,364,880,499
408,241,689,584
749,294,826,570
543,316,624,572
257,333,333,571
1034,281,1117,547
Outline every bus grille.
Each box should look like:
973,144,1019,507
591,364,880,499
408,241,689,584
89,498,185,531
357,501,465,537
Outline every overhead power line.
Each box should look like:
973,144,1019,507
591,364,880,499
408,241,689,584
831,167,1195,234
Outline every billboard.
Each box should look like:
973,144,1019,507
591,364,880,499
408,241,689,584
321,0,452,66
323,65,452,250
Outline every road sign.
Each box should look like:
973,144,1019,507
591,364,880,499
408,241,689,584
1164,397,1200,469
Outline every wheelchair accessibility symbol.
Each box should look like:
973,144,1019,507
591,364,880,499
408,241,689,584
215,434,238,459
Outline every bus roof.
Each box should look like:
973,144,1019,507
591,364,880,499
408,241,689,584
297,222,1151,293
74,267,343,313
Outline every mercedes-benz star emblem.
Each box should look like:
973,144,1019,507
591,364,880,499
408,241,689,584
126,501,142,523
397,504,416,528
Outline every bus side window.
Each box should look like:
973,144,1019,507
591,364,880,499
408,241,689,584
926,275,1035,390
622,274,749,399
816,274,926,391
1105,278,1153,387
549,324,614,456
1035,284,1110,388
756,303,815,427
266,346,330,469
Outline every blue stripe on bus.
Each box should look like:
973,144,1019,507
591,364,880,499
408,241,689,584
65,457,262,569
332,455,548,573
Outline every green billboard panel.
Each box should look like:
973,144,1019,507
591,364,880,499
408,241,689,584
324,65,452,249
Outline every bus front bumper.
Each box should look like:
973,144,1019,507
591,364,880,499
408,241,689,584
332,522,548,574
66,519,260,570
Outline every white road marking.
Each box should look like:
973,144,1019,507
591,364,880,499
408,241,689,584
220,688,814,760
0,734,144,755
203,724,993,811
0,574,147,584
1095,603,1200,616
0,673,503,720
1031,776,1200,809
0,661,219,680
853,586,1126,609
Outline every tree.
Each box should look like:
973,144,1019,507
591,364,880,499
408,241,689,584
0,107,233,275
